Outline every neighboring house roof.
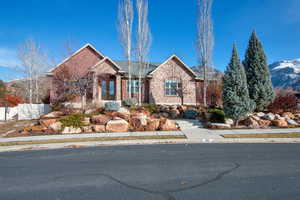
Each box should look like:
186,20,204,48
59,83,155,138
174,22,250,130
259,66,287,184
190,66,223,80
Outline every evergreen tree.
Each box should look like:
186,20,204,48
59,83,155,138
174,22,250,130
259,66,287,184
223,45,254,125
0,80,6,98
243,31,275,111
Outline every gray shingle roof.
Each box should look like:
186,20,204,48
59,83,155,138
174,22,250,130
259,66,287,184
113,60,160,77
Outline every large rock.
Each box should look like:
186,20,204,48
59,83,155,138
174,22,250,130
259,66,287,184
225,118,234,126
169,109,180,119
251,115,260,121
282,112,295,119
39,118,57,127
243,118,260,128
207,123,231,129
263,113,275,121
130,114,147,131
106,119,129,132
91,114,111,125
62,126,82,134
41,111,64,119
258,120,271,127
49,122,62,132
275,114,285,121
92,125,106,132
272,120,288,128
145,119,160,131
256,112,265,117
159,112,169,118
114,112,130,121
287,119,298,125
83,117,91,126
159,119,177,131
82,126,93,133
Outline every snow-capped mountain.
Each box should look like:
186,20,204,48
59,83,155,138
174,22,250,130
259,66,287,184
269,59,300,90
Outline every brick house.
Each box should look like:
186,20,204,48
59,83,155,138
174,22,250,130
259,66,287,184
47,43,206,106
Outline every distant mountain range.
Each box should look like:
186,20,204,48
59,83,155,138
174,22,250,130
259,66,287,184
269,59,300,90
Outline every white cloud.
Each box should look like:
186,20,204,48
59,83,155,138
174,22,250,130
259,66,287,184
0,47,20,68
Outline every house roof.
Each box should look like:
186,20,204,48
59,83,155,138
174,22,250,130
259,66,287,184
48,43,104,73
113,60,160,77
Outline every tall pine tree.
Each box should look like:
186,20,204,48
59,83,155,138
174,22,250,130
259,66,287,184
243,31,275,111
223,45,254,125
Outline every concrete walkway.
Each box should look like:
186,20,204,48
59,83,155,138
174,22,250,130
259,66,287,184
1,127,300,152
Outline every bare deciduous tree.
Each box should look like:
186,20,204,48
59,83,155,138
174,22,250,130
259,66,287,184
18,38,50,104
118,0,134,98
136,0,152,105
196,0,214,108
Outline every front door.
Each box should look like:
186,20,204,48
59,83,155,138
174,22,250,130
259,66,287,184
101,79,116,100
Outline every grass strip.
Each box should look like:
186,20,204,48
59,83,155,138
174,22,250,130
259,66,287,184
221,132,300,138
0,135,186,147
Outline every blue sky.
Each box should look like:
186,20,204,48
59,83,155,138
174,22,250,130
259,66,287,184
0,0,300,80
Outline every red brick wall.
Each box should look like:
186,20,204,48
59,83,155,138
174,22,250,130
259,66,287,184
121,78,149,103
50,46,104,104
149,57,197,105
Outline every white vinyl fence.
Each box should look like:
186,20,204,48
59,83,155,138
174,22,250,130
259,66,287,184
0,104,51,121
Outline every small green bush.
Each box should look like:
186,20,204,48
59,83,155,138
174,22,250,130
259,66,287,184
183,109,199,119
105,102,120,111
142,104,158,113
207,109,225,123
60,114,85,128
122,98,138,107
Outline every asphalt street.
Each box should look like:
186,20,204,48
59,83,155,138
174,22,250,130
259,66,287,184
1,144,300,200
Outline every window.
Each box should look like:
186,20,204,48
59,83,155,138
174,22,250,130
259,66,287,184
127,80,140,93
165,80,179,96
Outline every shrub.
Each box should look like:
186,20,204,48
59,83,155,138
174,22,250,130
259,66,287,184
122,98,138,107
183,109,199,119
60,114,85,128
268,89,298,113
207,109,225,123
0,95,25,107
142,104,158,113
105,102,120,111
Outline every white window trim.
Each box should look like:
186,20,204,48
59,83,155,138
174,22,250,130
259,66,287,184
165,80,179,96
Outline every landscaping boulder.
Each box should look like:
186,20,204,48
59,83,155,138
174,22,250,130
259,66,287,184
286,119,298,126
207,123,231,129
114,112,130,121
61,108,83,115
282,112,295,119
41,111,64,119
272,120,288,128
39,118,57,128
91,114,111,125
82,126,93,133
251,115,260,121
24,125,45,133
243,118,260,128
169,109,180,119
256,112,265,117
130,113,147,131
145,119,160,131
159,119,177,131
92,125,106,132
84,108,98,115
83,117,91,126
62,126,82,134
49,122,62,132
225,118,234,126
263,113,275,121
106,118,129,132
258,120,271,127
275,114,285,121
159,112,169,118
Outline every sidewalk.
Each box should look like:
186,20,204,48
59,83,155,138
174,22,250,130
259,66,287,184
1,128,300,152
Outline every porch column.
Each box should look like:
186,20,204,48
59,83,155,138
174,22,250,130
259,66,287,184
92,74,98,105
116,75,121,101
